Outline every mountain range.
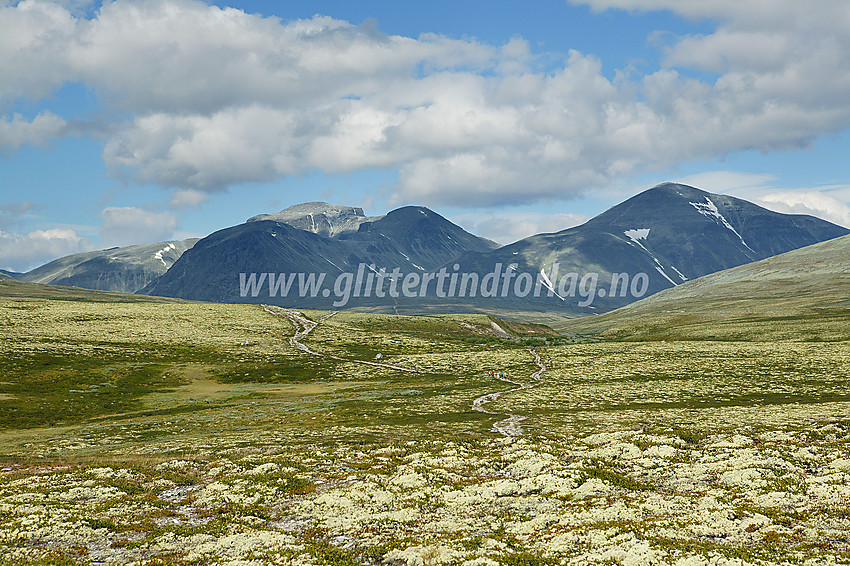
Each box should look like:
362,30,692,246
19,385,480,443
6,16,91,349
141,204,498,303
10,183,848,313
15,239,198,294
141,183,847,312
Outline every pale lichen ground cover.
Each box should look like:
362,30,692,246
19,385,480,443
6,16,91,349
1,298,849,565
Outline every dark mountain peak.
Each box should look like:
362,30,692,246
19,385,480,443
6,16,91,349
367,206,444,228
647,182,709,197
352,206,496,250
343,205,497,269
389,205,433,215
452,182,847,313
590,183,711,225
601,182,840,234
247,202,381,237
585,182,780,234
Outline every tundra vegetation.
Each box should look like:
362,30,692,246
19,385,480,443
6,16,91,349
0,279,849,565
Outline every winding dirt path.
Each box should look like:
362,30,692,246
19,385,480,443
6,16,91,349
262,305,423,374
264,305,546,436
472,349,546,437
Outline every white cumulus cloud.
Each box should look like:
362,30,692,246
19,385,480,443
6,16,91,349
3,0,850,208
168,189,210,209
451,211,589,245
0,228,92,272
755,191,850,228
0,112,67,151
98,206,178,247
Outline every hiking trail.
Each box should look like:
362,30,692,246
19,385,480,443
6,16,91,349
472,349,546,436
262,305,423,374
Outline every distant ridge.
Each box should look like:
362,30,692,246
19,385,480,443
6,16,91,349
21,184,848,314
19,239,199,293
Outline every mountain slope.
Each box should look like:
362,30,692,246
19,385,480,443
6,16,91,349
341,206,499,269
448,183,848,312
559,233,850,341
140,205,497,304
583,183,845,277
20,239,199,293
140,221,364,303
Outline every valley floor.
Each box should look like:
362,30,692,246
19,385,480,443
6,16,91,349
1,297,849,566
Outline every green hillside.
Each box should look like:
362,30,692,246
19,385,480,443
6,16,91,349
560,233,850,341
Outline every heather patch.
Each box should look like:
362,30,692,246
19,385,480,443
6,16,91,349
2,297,848,564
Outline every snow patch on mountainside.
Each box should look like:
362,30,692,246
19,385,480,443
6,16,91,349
623,229,683,285
624,228,650,243
539,268,565,301
689,197,755,254
153,243,177,267
669,264,689,281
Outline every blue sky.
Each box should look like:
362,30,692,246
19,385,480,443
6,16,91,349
2,0,850,271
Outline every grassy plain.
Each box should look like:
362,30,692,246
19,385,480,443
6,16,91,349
1,278,849,565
